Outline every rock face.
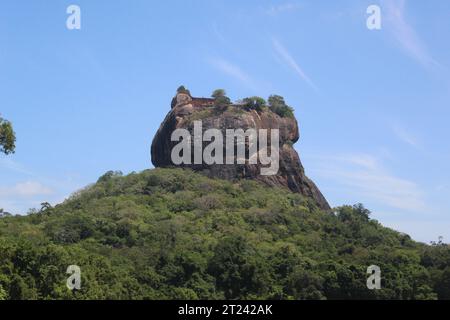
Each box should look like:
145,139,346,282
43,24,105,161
151,91,330,210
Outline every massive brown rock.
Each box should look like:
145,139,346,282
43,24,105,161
151,91,330,210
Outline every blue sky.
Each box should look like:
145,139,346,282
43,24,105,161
1,0,449,243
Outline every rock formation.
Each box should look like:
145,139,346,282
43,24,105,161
151,89,330,210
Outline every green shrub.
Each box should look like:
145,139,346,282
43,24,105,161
211,89,227,99
268,95,295,118
242,97,267,112
176,85,191,96
212,89,231,111
214,96,231,110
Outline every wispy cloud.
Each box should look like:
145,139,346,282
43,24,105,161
0,158,34,176
310,153,427,212
272,38,319,91
211,22,227,45
382,0,438,68
265,3,302,16
208,57,258,90
392,124,421,148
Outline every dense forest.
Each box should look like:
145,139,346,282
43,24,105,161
0,168,449,300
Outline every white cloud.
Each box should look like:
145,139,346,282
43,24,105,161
0,181,54,213
309,153,427,212
0,160,86,214
382,0,438,68
0,181,53,198
272,38,319,91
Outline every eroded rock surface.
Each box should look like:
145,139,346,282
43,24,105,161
151,91,330,210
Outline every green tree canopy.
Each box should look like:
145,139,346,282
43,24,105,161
0,168,448,300
242,96,267,112
211,89,227,99
176,85,191,96
0,116,16,155
212,89,231,110
268,95,294,118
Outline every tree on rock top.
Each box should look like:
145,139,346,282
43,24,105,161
177,85,191,96
212,89,231,110
268,95,295,118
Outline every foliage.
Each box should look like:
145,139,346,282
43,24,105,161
242,97,267,112
211,89,227,99
214,96,231,110
0,168,448,300
176,85,191,96
186,109,214,123
0,116,16,155
268,95,295,118
212,89,231,111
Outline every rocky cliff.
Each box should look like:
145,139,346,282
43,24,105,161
151,89,330,210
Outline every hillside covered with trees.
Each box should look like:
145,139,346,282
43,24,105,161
0,168,449,300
